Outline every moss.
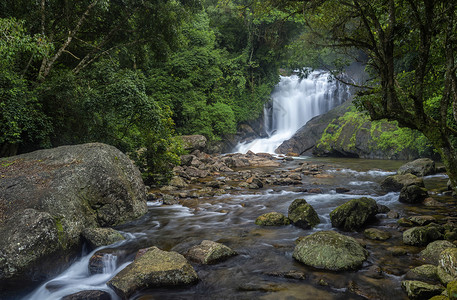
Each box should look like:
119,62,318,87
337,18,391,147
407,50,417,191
54,217,67,249
255,212,290,226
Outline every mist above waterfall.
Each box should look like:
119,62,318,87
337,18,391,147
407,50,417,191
235,70,349,154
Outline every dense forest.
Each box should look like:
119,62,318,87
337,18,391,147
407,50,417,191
1,0,457,191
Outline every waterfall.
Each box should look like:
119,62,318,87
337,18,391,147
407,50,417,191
235,70,349,154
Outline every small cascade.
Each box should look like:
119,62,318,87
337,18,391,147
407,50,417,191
235,70,349,154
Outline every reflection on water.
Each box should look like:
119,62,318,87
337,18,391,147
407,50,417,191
24,157,454,300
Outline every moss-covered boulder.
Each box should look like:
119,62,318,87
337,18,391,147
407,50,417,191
255,212,290,226
401,280,444,299
398,158,436,177
363,228,391,241
447,281,457,300
0,143,147,287
186,240,237,264
399,184,429,204
107,247,198,299
439,248,457,278
403,224,444,246
329,197,378,231
405,265,439,282
288,199,320,229
380,173,425,192
293,231,368,271
81,228,125,251
420,240,456,264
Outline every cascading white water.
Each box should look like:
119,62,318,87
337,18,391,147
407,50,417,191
235,70,349,154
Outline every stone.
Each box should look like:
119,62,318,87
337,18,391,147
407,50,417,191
401,280,444,299
420,240,456,264
293,231,368,271
405,265,439,282
437,266,455,285
399,184,429,204
336,187,350,194
180,135,207,151
329,197,378,231
409,215,437,226
439,248,457,277
61,290,112,300
447,281,457,300
169,176,188,188
381,173,425,192
287,198,320,229
403,224,444,246
387,210,400,219
363,228,391,241
255,212,291,226
107,247,198,299
81,228,124,251
398,158,436,177
88,249,119,275
186,240,237,264
0,143,147,284
398,217,415,227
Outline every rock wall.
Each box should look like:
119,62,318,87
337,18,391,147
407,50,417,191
0,143,147,287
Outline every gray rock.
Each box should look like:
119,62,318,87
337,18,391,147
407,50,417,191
363,228,391,241
0,143,147,284
401,280,444,299
288,198,320,229
399,184,429,204
437,266,455,285
61,290,112,300
398,158,436,177
404,265,439,283
403,224,444,246
293,231,368,271
88,249,119,275
169,176,188,188
439,248,457,278
82,228,124,250
329,197,378,231
180,135,207,152
255,212,290,226
409,215,437,226
107,247,198,299
186,240,237,264
420,240,456,265
381,173,425,192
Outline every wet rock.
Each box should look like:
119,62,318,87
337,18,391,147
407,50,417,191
446,280,457,299
424,197,447,207
381,174,425,192
365,265,384,279
237,283,284,292
81,228,124,251
0,143,147,284
186,240,237,264
185,166,209,178
363,228,391,240
336,187,350,194
398,217,415,227
410,215,437,226
61,290,111,300
399,184,429,204
377,204,390,213
255,212,290,226
439,248,457,277
293,230,368,271
287,198,320,229
180,135,207,152
162,194,179,205
398,158,436,177
308,188,323,194
88,249,118,275
169,176,188,188
387,210,400,219
405,265,439,283
266,270,307,280
329,197,378,231
420,240,456,265
107,247,198,299
446,231,457,242
401,280,444,299
387,245,419,256
403,224,444,246
437,266,455,285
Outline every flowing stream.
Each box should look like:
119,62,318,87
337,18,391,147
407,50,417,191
235,71,349,154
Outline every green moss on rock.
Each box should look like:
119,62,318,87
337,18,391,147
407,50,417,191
329,197,378,231
288,198,320,229
255,212,290,226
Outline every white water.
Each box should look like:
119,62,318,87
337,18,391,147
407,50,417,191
235,70,349,154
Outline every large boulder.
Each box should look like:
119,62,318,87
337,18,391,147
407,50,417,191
404,265,439,283
398,158,436,177
179,135,207,152
0,143,147,285
399,184,429,204
420,240,456,265
329,197,378,231
107,247,198,299
287,199,320,229
403,224,444,246
255,212,290,226
381,174,425,192
439,248,457,278
185,240,237,264
293,231,368,271
401,280,444,299
81,227,125,251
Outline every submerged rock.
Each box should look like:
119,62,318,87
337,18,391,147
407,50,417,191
107,247,198,299
186,240,237,264
403,224,444,246
363,228,391,241
61,290,112,300
381,174,424,192
293,231,368,271
288,198,320,229
399,184,429,204
401,280,444,299
398,158,436,177
255,212,290,226
420,240,456,265
0,143,147,285
81,228,124,251
329,197,378,231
